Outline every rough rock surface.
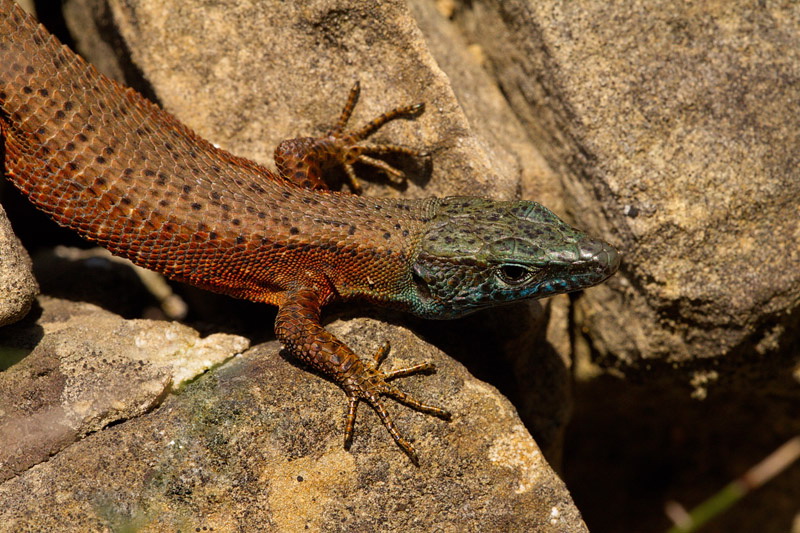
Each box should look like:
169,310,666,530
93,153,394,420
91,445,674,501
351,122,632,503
0,297,249,483
453,0,800,378
0,204,37,327
1,314,587,532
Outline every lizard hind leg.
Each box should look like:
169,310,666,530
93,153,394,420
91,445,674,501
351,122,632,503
273,81,427,193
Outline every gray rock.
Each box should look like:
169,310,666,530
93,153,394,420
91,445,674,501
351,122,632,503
0,297,249,483
0,314,586,532
453,0,800,378
0,204,37,327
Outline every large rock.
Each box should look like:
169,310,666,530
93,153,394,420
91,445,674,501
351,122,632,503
1,307,587,532
453,0,800,380
0,297,249,482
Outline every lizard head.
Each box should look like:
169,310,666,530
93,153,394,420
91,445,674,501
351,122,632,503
407,197,620,319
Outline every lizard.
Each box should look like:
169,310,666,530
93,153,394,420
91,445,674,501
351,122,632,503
0,0,620,464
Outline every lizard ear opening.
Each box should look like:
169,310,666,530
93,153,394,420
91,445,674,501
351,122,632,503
411,269,431,301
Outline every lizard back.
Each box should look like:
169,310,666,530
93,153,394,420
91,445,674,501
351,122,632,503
0,1,432,306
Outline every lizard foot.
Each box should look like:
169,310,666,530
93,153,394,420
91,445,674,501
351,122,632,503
343,340,451,466
329,81,427,193
273,81,427,192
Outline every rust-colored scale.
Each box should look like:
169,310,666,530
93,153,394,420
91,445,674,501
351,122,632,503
0,0,448,464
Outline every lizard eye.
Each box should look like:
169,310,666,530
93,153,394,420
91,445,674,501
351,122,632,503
497,264,533,285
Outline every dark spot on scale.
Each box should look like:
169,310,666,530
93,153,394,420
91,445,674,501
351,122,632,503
77,133,88,143
55,110,65,120
65,142,75,151
235,236,244,244
383,232,391,240
159,200,169,207
246,206,256,214
232,219,241,226
394,223,401,230
282,191,292,199
67,162,78,171
36,127,46,135
211,165,221,173
144,169,155,177
250,184,265,193
22,86,32,94
86,124,95,132
156,174,167,186
124,168,133,176
209,231,218,240
221,203,231,211
38,88,48,97
105,146,114,155
402,230,409,237
258,212,267,219
182,185,192,194
191,203,202,211
211,191,221,200
64,101,73,111
40,146,50,155
25,65,34,74
96,156,106,164
164,142,173,151
289,227,299,235
121,197,132,205
96,177,107,186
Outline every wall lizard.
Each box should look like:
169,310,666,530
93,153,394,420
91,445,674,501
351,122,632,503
0,0,619,464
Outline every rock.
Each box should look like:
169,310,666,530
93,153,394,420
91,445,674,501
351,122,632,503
66,0,521,200
0,297,249,483
452,0,800,378
0,203,38,327
0,315,587,532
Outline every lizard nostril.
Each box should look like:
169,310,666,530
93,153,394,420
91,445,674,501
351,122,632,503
577,238,621,275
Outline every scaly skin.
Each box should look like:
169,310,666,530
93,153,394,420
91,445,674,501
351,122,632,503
0,1,620,464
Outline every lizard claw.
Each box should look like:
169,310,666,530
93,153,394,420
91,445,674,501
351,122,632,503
342,341,451,465
330,82,427,193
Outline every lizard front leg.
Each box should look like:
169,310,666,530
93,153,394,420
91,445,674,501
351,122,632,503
274,287,451,465
273,81,426,192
